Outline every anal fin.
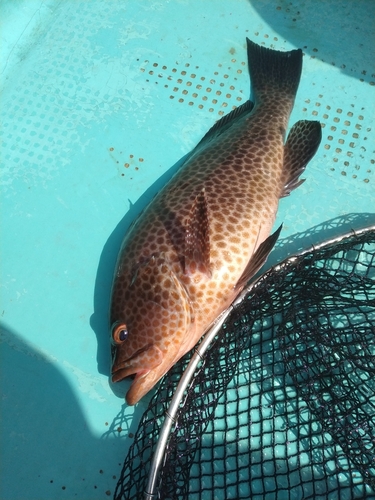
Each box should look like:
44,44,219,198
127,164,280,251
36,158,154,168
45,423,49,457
235,224,282,290
281,120,322,198
184,188,211,278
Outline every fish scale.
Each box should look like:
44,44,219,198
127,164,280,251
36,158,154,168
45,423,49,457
110,38,322,405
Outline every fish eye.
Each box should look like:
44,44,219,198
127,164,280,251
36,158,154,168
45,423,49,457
112,323,129,344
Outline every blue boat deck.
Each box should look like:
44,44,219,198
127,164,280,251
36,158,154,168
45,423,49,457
1,1,374,498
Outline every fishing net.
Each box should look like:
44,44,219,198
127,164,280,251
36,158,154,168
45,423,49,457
113,227,375,500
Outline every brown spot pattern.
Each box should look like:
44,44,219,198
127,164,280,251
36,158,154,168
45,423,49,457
109,40,317,404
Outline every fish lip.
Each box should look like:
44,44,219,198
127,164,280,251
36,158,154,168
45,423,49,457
111,366,137,383
111,366,150,383
111,346,153,383
112,343,153,363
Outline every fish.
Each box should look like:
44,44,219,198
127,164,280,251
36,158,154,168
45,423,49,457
110,38,322,405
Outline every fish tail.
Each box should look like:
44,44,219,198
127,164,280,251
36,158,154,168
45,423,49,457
246,38,302,103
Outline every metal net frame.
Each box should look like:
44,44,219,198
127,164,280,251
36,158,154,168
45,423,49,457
114,227,375,500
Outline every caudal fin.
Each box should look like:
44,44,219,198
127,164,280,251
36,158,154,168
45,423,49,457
246,38,302,103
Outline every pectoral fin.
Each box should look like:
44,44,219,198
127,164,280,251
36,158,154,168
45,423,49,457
281,120,322,198
235,224,282,290
184,188,211,278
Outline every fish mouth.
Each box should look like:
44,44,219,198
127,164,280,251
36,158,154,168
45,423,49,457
111,344,154,383
111,365,150,383
111,343,164,404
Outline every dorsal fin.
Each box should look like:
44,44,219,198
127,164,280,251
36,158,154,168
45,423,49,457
184,188,211,278
235,224,282,290
194,100,254,150
281,120,322,198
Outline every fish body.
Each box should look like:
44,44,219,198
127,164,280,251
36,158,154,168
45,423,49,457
110,38,322,405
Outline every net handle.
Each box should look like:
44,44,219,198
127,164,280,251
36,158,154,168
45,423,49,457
143,309,230,499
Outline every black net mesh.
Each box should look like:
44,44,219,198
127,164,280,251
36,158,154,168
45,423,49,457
114,228,375,500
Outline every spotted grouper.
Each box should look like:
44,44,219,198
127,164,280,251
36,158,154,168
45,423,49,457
110,38,322,405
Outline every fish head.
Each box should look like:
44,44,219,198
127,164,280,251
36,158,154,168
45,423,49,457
110,254,192,405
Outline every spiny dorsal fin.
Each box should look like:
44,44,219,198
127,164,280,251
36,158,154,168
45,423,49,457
281,120,322,198
194,100,254,151
184,188,211,278
235,224,282,290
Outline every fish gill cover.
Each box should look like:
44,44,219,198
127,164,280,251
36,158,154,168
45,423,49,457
114,227,375,500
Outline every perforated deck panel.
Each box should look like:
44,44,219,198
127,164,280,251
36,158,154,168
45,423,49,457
1,1,374,499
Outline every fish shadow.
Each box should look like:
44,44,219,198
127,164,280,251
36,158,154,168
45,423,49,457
249,0,374,84
90,152,191,379
264,211,375,272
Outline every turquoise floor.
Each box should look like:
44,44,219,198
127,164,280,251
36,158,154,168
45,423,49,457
1,1,374,499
